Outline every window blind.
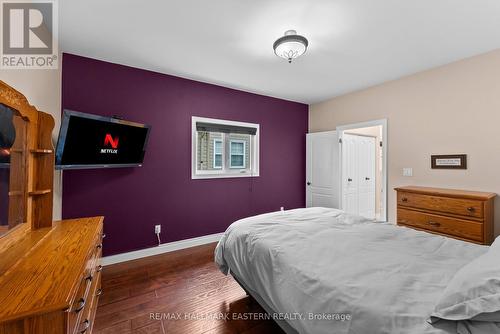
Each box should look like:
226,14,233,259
196,122,257,135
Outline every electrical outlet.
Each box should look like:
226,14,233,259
155,225,161,234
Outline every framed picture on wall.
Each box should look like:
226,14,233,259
431,154,467,169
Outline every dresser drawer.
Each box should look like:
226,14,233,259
397,192,483,218
67,273,92,333
397,208,483,242
68,234,103,333
74,270,101,334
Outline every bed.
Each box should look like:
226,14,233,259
215,207,500,334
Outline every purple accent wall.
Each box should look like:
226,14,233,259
62,53,308,256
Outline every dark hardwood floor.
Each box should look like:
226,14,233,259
94,243,285,334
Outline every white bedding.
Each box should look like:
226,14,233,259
215,207,492,334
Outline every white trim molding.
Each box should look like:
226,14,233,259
102,232,224,266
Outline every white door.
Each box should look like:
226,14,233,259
341,134,376,219
342,134,358,214
306,131,339,208
357,136,376,219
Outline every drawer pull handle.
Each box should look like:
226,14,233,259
102,233,106,239
85,274,93,283
97,265,103,272
96,288,103,297
428,221,441,227
401,197,408,202
79,319,90,333
365,177,370,180
347,178,353,182
467,207,475,212
97,243,103,249
74,298,86,313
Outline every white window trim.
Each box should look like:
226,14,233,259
192,116,260,179
229,139,246,169
213,138,223,169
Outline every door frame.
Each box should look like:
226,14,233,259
336,119,388,222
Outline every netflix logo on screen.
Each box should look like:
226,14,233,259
56,110,151,169
101,133,119,154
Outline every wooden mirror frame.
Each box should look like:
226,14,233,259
0,80,55,230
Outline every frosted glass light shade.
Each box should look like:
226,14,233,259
273,30,309,63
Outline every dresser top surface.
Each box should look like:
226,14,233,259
395,186,496,200
0,216,103,323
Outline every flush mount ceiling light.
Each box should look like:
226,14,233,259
273,30,309,63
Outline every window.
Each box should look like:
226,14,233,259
213,139,223,169
192,116,259,179
229,140,245,168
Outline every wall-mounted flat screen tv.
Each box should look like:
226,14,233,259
55,110,151,169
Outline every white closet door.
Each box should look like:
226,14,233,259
342,134,359,215
357,136,376,219
306,132,339,208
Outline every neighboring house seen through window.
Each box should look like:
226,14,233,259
192,117,259,179
213,139,223,169
230,140,245,168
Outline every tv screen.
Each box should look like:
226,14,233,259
55,110,151,169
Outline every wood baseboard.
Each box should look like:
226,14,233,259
101,232,224,266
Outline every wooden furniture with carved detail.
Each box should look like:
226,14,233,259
0,217,104,334
0,80,54,231
0,81,104,334
395,186,496,245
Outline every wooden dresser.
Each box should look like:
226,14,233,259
0,81,105,333
395,186,496,245
0,217,104,334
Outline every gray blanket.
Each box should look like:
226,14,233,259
215,207,494,334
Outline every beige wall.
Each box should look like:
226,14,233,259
309,49,500,236
0,68,62,220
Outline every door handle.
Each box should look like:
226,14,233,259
306,182,311,186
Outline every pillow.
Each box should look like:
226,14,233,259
429,238,500,323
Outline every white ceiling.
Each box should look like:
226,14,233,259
60,0,500,104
